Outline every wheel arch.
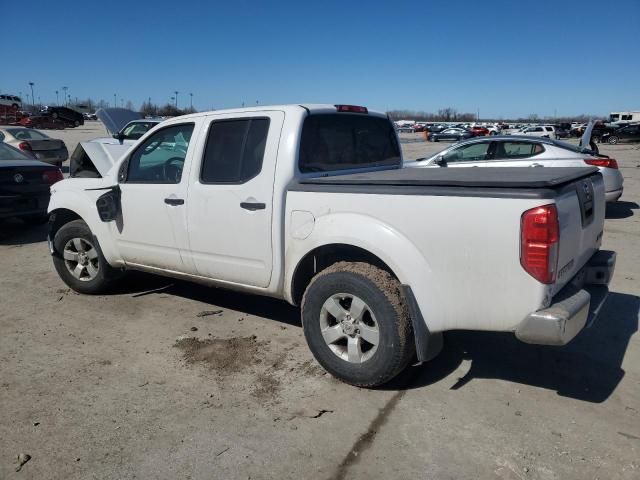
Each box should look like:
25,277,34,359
290,243,396,306
49,208,83,247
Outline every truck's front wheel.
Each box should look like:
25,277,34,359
52,219,122,294
301,262,414,387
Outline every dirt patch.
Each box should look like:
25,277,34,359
252,373,281,401
175,336,264,374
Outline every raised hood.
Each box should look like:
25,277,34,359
96,108,143,135
69,141,132,178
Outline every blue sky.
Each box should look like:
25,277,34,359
4,0,639,118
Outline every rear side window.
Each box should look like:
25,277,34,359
299,114,400,173
201,118,270,184
494,141,544,159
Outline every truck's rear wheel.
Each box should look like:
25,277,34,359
301,262,414,387
52,219,122,294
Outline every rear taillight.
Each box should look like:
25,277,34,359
584,158,618,169
18,141,32,151
43,169,64,185
520,204,559,284
335,105,368,114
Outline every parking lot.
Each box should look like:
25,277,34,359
1,124,638,479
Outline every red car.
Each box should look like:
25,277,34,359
18,116,67,130
470,126,489,136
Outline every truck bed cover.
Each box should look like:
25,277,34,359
298,167,599,188
290,167,600,199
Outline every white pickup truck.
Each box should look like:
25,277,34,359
48,104,616,387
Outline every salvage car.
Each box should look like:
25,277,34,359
428,127,473,142
83,108,163,165
470,126,490,136
40,106,84,127
600,123,640,145
19,115,67,130
47,104,615,387
0,142,63,224
409,135,623,202
513,125,556,139
0,127,69,166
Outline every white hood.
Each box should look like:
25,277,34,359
69,141,133,177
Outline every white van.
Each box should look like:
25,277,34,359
609,111,640,124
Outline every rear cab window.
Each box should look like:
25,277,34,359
200,118,270,183
299,114,400,174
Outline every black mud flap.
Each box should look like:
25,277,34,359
402,285,443,363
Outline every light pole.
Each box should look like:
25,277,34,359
62,86,68,106
174,91,179,109
28,82,35,110
120,99,124,108
55,90,59,105
189,92,193,111
113,94,117,108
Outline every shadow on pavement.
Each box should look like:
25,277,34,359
606,201,639,219
116,271,637,401
391,291,638,403
0,219,48,246
113,272,301,327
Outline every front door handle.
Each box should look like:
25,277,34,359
240,202,266,211
529,163,543,168
164,198,185,206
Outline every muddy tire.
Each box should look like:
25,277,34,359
52,219,122,294
301,262,415,387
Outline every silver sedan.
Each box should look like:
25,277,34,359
408,135,624,202
0,127,69,167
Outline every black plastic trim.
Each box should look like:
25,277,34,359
402,285,442,363
288,181,559,199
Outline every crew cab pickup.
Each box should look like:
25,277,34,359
47,104,615,387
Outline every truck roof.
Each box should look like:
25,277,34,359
174,104,388,120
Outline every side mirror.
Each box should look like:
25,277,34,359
434,155,446,165
96,186,121,222
112,132,126,144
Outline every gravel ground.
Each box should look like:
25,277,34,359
0,124,638,479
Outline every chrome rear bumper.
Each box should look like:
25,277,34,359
516,250,616,346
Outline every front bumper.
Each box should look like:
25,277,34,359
516,250,616,346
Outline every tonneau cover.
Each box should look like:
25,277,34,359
299,167,599,189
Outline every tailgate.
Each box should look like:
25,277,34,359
552,172,606,294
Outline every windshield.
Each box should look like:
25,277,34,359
7,128,48,140
299,114,401,173
0,142,32,160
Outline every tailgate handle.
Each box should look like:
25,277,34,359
164,198,184,206
240,202,266,211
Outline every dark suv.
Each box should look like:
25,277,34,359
40,106,85,127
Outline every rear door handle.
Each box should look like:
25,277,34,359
240,202,266,211
529,163,543,167
164,198,184,206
